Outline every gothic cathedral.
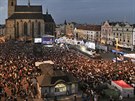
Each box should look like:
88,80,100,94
5,0,55,41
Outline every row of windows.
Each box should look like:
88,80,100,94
16,22,41,38
102,28,131,31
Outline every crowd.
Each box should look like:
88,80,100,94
0,41,41,100
0,41,135,101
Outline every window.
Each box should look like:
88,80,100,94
16,22,19,38
11,2,13,6
55,83,67,92
32,22,34,38
24,22,28,36
38,22,41,36
120,33,122,36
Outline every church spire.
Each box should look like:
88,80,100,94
46,9,48,15
28,0,30,7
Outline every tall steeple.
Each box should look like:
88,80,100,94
28,0,30,7
46,9,48,15
8,0,17,17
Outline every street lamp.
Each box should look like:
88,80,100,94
115,38,119,68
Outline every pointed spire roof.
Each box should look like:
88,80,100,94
28,0,30,7
46,9,48,14
64,20,67,25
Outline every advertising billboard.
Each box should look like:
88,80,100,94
34,38,42,43
42,36,54,45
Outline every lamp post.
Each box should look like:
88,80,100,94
115,38,119,68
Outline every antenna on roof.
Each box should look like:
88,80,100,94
123,16,126,23
28,0,30,7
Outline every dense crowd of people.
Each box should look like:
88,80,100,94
0,41,135,101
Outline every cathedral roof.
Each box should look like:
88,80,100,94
8,13,44,19
43,14,55,23
8,13,55,24
15,5,42,13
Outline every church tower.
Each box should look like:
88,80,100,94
8,0,17,17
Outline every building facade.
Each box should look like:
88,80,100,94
64,21,75,38
101,21,113,45
74,24,101,42
101,21,134,50
5,0,55,41
36,63,78,98
133,26,135,49
112,22,133,48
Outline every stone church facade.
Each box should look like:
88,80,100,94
5,0,55,40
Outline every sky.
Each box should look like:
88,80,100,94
0,0,135,24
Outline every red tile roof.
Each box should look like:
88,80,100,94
76,25,101,31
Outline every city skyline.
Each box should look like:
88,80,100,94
0,0,135,24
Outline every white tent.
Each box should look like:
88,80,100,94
124,53,135,59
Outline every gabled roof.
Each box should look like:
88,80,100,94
37,64,78,87
76,25,101,31
15,5,42,13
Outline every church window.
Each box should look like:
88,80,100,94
32,22,34,38
11,1,14,6
16,22,19,38
24,22,28,36
38,22,41,36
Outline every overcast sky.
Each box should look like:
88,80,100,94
0,0,135,24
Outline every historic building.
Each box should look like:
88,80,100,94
35,61,79,99
5,0,55,41
101,21,113,45
112,22,133,48
74,24,101,42
101,21,133,50
64,21,75,38
55,21,76,38
133,25,135,49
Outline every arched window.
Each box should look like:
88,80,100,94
24,22,28,36
32,22,34,38
16,22,19,38
55,83,66,92
38,22,41,36
11,1,14,6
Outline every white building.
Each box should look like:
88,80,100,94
133,27,135,49
74,24,101,42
